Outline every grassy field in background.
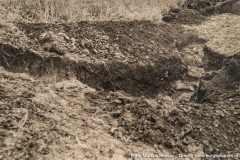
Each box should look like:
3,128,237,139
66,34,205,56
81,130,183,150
0,0,184,23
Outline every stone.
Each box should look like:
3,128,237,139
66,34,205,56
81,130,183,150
169,7,181,13
109,127,118,135
175,80,195,91
203,71,218,80
177,116,188,126
71,37,76,44
114,52,124,59
182,54,203,67
180,125,192,138
144,99,160,109
114,91,134,103
162,14,174,22
237,121,240,126
163,141,173,148
82,49,91,55
64,35,70,40
182,138,189,145
69,45,77,52
39,31,55,42
93,49,98,54
205,145,214,153
213,120,219,128
187,66,205,79
156,93,173,106
44,42,66,55
234,110,240,115
203,140,209,146
114,99,122,104
178,93,194,102
216,110,225,117
156,120,166,132
189,103,202,109
105,95,111,100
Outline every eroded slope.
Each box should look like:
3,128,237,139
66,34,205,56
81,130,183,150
1,1,240,160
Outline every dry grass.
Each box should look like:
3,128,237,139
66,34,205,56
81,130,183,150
0,0,184,23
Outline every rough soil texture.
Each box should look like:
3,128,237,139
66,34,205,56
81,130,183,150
182,0,240,15
1,1,240,160
1,19,193,97
163,0,240,24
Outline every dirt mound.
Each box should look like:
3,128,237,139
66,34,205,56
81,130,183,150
86,91,197,154
194,53,240,104
182,0,240,14
85,82,240,156
0,21,200,97
162,0,239,24
183,0,218,10
16,21,180,60
162,9,206,25
171,9,206,24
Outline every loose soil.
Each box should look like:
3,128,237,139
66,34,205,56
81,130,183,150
0,1,240,159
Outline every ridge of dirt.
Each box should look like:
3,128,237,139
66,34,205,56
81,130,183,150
194,53,240,104
1,19,201,97
183,0,240,15
162,0,240,24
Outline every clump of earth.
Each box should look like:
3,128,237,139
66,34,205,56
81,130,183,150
0,0,240,159
162,0,239,24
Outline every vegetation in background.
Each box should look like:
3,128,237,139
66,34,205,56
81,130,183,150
0,0,184,23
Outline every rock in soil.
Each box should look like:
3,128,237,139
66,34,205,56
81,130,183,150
187,66,205,79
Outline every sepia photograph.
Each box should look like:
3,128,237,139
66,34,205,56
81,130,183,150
0,0,239,159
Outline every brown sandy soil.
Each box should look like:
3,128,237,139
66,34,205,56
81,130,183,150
1,1,240,159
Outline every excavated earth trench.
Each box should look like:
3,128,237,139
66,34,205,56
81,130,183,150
0,34,206,98
0,1,240,159
0,18,211,98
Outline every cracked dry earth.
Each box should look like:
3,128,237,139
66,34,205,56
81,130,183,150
1,3,240,160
